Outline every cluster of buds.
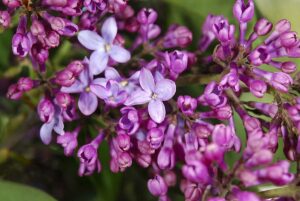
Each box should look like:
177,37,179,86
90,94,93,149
4,0,300,200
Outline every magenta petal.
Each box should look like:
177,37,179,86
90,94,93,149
78,30,105,50
78,92,98,116
101,17,117,43
89,51,108,75
155,79,176,101
124,90,151,106
110,45,131,63
40,120,55,145
140,68,155,93
148,99,166,123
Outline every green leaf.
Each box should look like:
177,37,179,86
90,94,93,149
0,180,57,201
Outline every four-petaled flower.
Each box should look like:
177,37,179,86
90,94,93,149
78,17,131,75
125,68,176,123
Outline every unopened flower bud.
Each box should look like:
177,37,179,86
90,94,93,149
147,175,168,196
17,77,34,91
55,69,75,87
38,98,55,123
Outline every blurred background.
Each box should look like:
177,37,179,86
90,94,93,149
1,0,300,200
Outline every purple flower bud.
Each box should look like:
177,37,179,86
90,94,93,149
0,11,11,28
254,18,273,36
77,132,104,176
137,8,158,24
119,106,140,135
115,134,131,151
270,72,293,93
164,171,176,187
57,127,79,156
177,95,197,116
182,160,210,184
181,181,202,201
31,43,49,65
248,46,271,66
249,79,267,98
55,69,75,87
242,115,261,134
55,92,72,108
192,122,213,138
204,143,225,165
12,33,31,57
281,61,297,74
136,153,151,168
30,20,45,36
67,60,84,76
38,98,55,123
233,0,254,23
256,161,294,185
45,31,60,48
2,0,21,8
169,50,188,75
245,149,273,167
17,77,34,91
212,124,234,149
252,102,278,118
275,19,291,34
6,84,23,100
117,152,132,171
157,146,175,170
214,105,232,120
147,128,164,149
233,191,261,201
198,81,227,108
147,175,168,196
280,32,298,48
213,21,235,45
163,25,192,48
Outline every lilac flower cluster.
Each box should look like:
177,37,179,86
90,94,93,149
5,0,300,200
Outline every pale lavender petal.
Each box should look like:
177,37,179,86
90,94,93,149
90,83,110,99
124,90,151,106
89,50,108,75
78,30,105,50
105,67,121,80
92,78,107,86
40,120,55,145
109,45,131,63
53,116,64,135
140,68,155,93
101,17,117,43
78,92,98,115
79,68,92,87
155,79,176,101
61,80,85,93
148,99,166,123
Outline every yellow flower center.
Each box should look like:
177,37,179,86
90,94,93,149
85,87,91,92
104,44,111,52
120,80,128,87
151,93,158,99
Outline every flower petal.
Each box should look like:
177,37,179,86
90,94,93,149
105,67,121,80
40,120,55,145
110,45,131,63
124,90,151,106
155,79,176,101
79,68,92,87
78,30,105,50
89,51,109,75
139,68,155,93
148,99,166,123
53,115,64,135
78,92,98,115
90,83,110,99
101,17,117,43
61,80,85,93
